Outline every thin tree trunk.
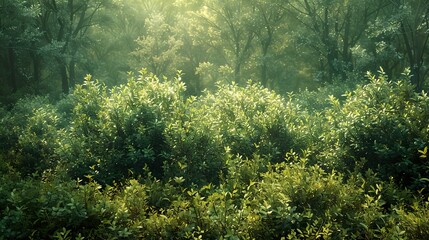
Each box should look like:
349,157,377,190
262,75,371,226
69,58,76,87
400,22,423,90
341,9,352,79
60,64,69,94
261,42,270,87
260,28,272,87
56,57,69,94
234,61,241,83
322,7,336,82
8,46,17,93
30,43,41,94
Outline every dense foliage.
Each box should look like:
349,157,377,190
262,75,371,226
319,71,429,189
2,1,429,239
1,69,429,239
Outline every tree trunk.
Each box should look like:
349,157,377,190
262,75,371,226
261,60,268,87
69,58,76,87
341,9,352,79
30,43,41,94
410,65,422,91
56,57,69,94
401,22,424,91
261,42,270,87
60,64,69,94
260,26,272,87
8,46,17,93
322,7,337,82
234,60,241,83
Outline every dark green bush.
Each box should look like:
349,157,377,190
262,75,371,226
0,96,60,176
0,176,120,239
293,79,357,114
0,152,415,239
164,81,298,186
200,82,297,161
319,70,429,189
395,198,429,239
57,71,186,185
134,155,410,239
239,153,413,239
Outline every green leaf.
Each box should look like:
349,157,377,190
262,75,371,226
418,147,427,158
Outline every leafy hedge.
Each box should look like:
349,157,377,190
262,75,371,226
1,68,429,238
164,81,298,185
0,155,425,239
0,96,60,176
55,71,185,185
317,70,429,189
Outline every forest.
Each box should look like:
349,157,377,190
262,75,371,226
1,0,429,239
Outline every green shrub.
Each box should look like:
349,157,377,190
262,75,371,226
239,153,411,239
142,153,408,239
0,176,121,239
201,82,297,161
3,67,429,239
395,198,429,239
319,69,429,189
293,79,357,114
57,71,186,185
0,157,413,239
163,97,226,186
0,96,61,176
164,81,298,186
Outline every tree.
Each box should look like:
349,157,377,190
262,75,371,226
130,13,185,77
361,0,429,91
192,0,256,83
36,0,105,93
247,0,287,87
83,0,147,86
285,0,385,82
0,0,41,97
394,0,429,91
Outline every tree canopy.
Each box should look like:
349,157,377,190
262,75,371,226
1,0,429,102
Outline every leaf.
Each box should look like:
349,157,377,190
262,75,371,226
418,146,427,155
419,147,428,158
173,176,185,184
360,223,369,230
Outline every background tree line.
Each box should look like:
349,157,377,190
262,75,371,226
1,0,429,103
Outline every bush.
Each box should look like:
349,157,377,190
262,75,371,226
164,81,299,186
0,175,120,239
395,198,429,239
3,67,429,239
56,71,186,185
293,79,357,114
318,70,429,189
0,141,416,239
0,96,61,176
